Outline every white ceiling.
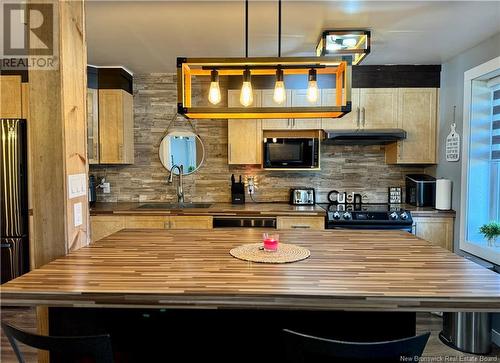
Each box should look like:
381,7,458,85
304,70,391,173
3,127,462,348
85,1,500,74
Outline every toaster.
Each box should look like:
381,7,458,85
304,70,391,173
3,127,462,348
289,188,315,205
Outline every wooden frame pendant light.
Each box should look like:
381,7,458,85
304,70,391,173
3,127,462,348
176,0,352,119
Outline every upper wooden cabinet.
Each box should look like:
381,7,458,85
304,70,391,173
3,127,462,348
290,90,321,129
385,88,438,164
87,66,134,165
260,89,321,130
99,89,134,164
321,88,359,130
228,89,261,108
322,88,398,130
0,76,22,118
358,88,398,129
228,119,262,165
87,88,99,164
261,89,292,130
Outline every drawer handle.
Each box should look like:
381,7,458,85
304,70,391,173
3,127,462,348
291,225,310,229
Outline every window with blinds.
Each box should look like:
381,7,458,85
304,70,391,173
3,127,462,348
461,58,500,265
492,88,500,161
464,71,500,264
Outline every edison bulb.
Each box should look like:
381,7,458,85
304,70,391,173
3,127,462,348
273,80,286,104
307,80,319,103
208,81,221,105
240,81,253,107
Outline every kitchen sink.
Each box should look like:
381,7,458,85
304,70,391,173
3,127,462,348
136,203,212,210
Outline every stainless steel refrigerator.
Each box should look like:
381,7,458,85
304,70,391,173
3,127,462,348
1,118,29,283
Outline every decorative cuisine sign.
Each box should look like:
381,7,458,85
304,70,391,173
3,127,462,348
446,123,460,162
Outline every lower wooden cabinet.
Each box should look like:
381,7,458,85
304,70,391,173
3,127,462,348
276,216,324,230
124,216,169,229
91,215,213,242
412,216,454,251
169,216,213,229
90,215,125,243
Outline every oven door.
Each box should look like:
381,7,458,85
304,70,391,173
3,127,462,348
263,138,318,168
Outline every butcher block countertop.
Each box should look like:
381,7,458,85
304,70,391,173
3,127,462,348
90,202,327,216
1,229,496,311
90,202,454,218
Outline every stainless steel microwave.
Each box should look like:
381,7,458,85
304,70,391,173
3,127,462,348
263,137,319,169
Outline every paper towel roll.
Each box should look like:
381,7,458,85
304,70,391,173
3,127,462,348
435,179,452,210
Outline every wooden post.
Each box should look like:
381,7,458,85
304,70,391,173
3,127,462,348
26,1,88,361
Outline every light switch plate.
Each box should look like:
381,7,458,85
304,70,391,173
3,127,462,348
68,173,87,199
73,202,83,227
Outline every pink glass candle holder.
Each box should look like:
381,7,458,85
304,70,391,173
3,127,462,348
263,233,279,252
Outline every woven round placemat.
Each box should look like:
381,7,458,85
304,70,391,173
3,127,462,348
229,243,310,264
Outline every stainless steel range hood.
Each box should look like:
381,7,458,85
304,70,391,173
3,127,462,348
324,129,407,145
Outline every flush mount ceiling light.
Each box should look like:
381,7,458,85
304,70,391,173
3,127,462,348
316,30,371,65
177,1,352,119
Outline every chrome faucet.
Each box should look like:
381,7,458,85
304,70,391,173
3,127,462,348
168,164,184,203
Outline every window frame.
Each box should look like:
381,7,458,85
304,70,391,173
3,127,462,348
460,56,500,265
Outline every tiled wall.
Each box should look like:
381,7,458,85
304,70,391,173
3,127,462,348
90,73,425,204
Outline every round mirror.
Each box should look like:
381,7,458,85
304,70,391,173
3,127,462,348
159,131,205,175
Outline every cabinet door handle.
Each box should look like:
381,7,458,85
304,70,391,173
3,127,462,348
361,107,366,127
412,223,417,235
291,225,310,229
293,119,296,128
118,144,123,161
287,119,290,128
356,107,360,128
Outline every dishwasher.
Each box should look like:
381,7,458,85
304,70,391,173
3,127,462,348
213,216,276,228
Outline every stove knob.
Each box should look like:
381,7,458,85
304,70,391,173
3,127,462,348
400,212,409,220
332,211,341,220
389,211,399,220
342,212,352,220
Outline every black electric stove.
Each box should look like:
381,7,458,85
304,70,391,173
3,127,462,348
319,203,413,231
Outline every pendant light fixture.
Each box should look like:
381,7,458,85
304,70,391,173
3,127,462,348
208,69,221,105
307,69,319,103
272,0,286,105
177,0,353,119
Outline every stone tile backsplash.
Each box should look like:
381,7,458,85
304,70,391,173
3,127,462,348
90,73,425,204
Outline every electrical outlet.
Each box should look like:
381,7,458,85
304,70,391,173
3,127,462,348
102,182,111,194
247,176,255,195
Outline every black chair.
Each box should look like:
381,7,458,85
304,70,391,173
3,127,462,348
1,322,114,363
283,329,430,363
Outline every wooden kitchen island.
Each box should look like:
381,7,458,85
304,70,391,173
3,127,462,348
2,229,499,362
2,228,499,311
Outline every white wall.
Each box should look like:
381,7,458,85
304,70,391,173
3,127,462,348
436,32,500,253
